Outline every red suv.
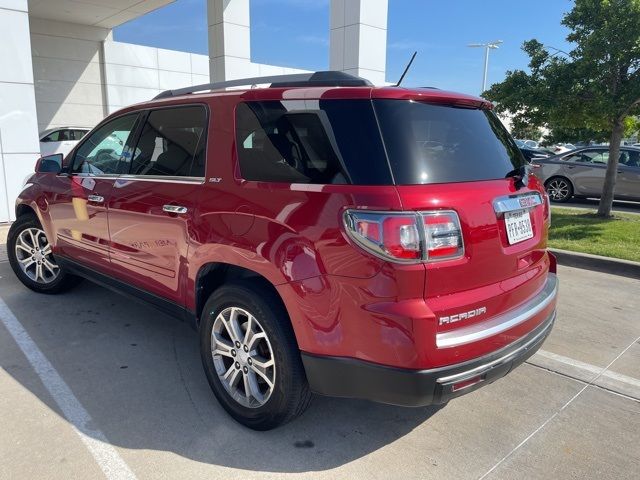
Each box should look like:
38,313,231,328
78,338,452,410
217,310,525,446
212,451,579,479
9,71,558,430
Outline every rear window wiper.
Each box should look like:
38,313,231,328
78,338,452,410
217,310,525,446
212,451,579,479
505,164,530,190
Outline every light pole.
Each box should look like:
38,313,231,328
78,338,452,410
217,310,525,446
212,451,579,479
468,40,503,93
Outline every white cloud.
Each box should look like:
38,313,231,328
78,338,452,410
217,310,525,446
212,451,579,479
254,0,329,8
297,34,329,46
388,39,432,51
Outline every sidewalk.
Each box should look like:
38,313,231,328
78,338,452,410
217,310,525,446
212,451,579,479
0,223,9,243
0,224,9,261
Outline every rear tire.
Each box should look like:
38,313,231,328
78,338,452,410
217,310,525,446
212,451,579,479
545,176,573,203
7,215,82,294
200,280,312,430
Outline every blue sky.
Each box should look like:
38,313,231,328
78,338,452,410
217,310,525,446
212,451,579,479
114,0,574,95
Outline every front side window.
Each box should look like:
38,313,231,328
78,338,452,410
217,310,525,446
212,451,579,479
72,114,139,175
58,129,72,141
129,106,207,178
235,100,392,184
72,129,89,141
621,150,640,167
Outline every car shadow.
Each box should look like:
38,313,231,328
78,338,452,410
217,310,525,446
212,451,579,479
0,272,441,473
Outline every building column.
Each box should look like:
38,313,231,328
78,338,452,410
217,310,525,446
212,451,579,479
207,0,251,82
330,0,388,85
0,0,40,222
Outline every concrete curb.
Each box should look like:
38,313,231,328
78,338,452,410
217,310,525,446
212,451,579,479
550,248,640,280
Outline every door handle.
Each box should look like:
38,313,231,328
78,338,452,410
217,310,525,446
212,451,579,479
163,204,188,214
87,195,104,203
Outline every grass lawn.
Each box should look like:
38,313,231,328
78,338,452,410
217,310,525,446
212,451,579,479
549,207,640,262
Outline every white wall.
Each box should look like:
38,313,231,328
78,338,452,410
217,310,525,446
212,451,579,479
103,41,210,114
207,0,310,82
0,0,40,223
30,17,110,131
330,0,388,85
103,41,310,115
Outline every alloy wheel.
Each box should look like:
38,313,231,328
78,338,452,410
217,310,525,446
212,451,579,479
547,179,570,201
211,306,276,408
14,228,60,284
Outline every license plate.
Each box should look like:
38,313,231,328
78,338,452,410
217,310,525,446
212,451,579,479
504,209,534,244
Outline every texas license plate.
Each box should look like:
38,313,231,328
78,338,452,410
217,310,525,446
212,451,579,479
505,209,534,244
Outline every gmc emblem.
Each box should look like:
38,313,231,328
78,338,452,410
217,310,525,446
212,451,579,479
518,196,537,208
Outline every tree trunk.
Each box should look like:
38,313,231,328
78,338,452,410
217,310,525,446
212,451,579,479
596,121,624,217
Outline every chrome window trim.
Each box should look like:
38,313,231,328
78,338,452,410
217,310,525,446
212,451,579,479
66,173,205,185
493,192,543,214
117,174,205,185
436,273,558,349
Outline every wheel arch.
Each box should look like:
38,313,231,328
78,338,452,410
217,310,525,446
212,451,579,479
15,203,37,219
194,262,290,330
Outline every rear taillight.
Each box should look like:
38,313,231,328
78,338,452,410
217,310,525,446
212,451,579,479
343,210,463,264
422,212,464,260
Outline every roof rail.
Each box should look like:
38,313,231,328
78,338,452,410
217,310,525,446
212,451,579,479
153,71,372,99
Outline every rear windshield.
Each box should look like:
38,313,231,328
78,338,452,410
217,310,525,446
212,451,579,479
373,99,525,184
235,99,524,185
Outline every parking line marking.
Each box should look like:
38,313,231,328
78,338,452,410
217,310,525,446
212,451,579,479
479,334,640,480
535,349,640,388
0,297,137,480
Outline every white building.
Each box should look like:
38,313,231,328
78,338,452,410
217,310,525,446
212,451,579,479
0,0,389,223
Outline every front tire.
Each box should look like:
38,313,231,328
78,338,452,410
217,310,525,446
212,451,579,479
200,280,312,430
545,176,574,203
7,215,81,294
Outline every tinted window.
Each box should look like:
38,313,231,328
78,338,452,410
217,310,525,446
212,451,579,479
58,129,72,141
374,100,526,184
620,150,640,167
72,114,138,175
41,131,60,142
235,100,391,184
130,106,207,177
72,129,88,141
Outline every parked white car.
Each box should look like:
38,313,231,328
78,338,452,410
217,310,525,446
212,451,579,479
39,127,90,158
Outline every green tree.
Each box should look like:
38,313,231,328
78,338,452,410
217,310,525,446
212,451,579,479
510,118,543,141
485,0,640,217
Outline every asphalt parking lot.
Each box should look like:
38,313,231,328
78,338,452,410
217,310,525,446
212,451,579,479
0,225,639,480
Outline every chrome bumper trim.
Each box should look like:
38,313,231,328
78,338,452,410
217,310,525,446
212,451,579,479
436,273,558,349
437,310,555,384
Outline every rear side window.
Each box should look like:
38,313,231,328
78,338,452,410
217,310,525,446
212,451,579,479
130,105,207,178
373,100,526,184
235,100,392,184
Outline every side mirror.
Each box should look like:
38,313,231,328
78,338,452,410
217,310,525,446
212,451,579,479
35,154,63,173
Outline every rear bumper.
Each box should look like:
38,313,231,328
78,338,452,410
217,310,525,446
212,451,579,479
302,308,555,407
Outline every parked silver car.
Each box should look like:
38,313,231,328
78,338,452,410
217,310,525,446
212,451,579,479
534,146,640,202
